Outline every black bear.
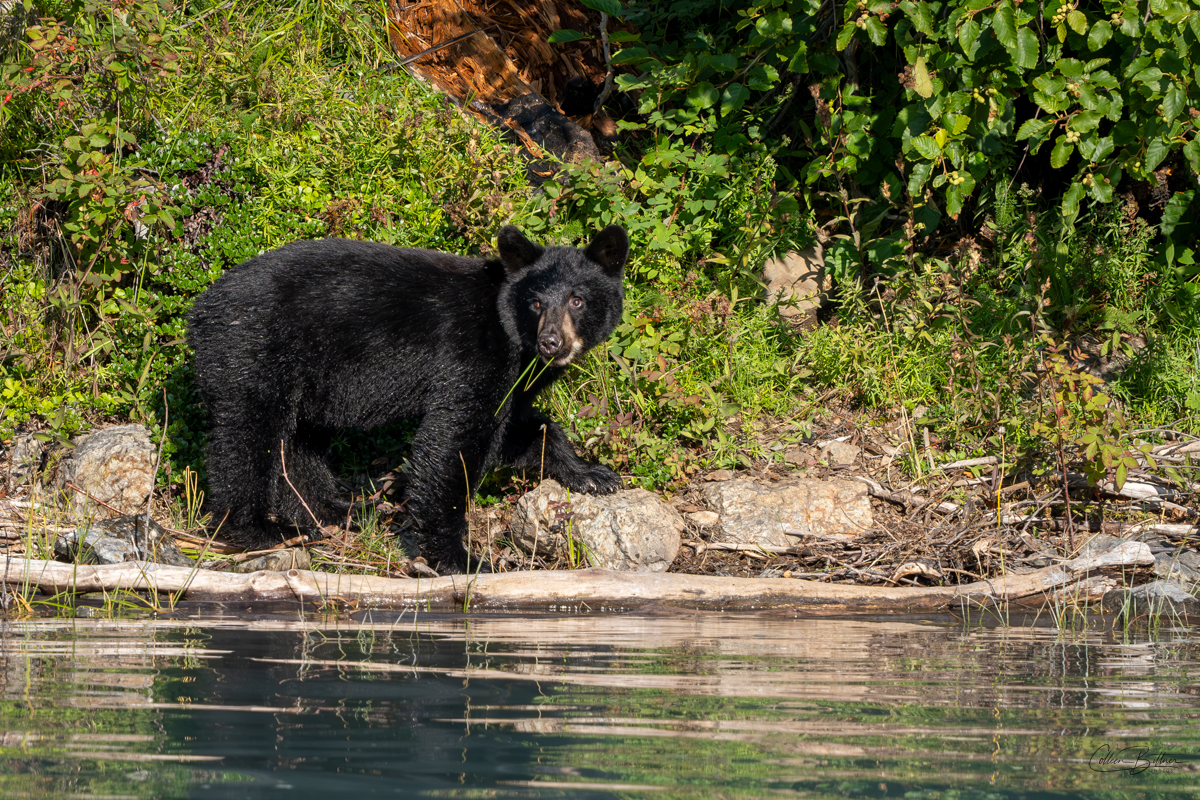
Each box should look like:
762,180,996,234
188,225,629,572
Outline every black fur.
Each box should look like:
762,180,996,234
188,226,629,572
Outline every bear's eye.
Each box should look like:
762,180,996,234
531,300,541,311
569,295,584,309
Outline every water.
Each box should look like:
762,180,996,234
2,606,1199,799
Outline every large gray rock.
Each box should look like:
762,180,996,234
700,477,873,547
54,514,192,567
510,480,683,572
55,425,157,518
1153,548,1200,588
1102,580,1200,617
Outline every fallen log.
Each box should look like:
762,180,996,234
0,542,1155,613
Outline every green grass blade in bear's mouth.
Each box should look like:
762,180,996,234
494,357,554,416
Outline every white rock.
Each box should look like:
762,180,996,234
700,477,873,547
55,425,157,518
510,480,684,572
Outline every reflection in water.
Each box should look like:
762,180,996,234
1,608,1199,798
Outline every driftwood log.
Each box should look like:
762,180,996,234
1,542,1153,612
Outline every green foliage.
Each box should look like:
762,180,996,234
566,0,1200,260
1033,353,1155,490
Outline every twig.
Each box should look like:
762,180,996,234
592,13,614,116
65,482,128,517
689,542,812,556
942,456,1000,470
398,29,484,66
849,476,958,514
279,441,325,536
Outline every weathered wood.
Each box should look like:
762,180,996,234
0,542,1155,612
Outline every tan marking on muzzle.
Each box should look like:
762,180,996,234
553,310,585,366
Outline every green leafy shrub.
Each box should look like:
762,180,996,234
561,0,1198,260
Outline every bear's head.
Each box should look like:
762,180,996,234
497,225,629,367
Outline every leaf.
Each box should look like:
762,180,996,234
864,15,888,45
719,83,750,116
1161,191,1195,238
1185,138,1200,176
1073,110,1102,132
911,134,941,159
836,21,856,51
611,46,650,64
903,0,936,34
1077,84,1100,110
908,160,934,194
1067,9,1088,35
1015,27,1038,68
686,81,718,109
1145,137,1169,171
993,1,1017,48
1088,175,1113,202
913,57,933,98
579,0,624,16
787,43,809,72
1051,136,1073,168
1062,180,1085,222
1016,117,1054,140
1056,58,1085,77
1134,66,1162,84
1163,83,1184,121
1115,462,1127,491
1088,19,1112,50
946,181,965,219
547,29,589,43
958,16,980,55
755,10,792,37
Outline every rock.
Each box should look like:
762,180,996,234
1102,580,1200,617
761,244,827,327
55,425,157,518
704,469,735,482
510,480,683,572
1076,533,1122,559
1066,540,1154,572
224,548,311,574
700,477,873,547
54,514,192,567
782,446,811,466
5,432,45,486
687,511,720,528
1152,549,1200,588
819,440,860,466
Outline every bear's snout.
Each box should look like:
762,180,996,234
538,331,563,357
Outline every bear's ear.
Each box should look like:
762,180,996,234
497,226,544,273
585,225,629,277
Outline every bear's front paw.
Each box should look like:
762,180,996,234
558,462,622,495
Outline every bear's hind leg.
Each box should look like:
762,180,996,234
202,412,287,549
272,422,347,531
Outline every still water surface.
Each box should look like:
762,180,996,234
2,606,1199,798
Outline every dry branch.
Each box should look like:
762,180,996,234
0,541,1154,612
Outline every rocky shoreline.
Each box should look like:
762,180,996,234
2,422,1198,616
